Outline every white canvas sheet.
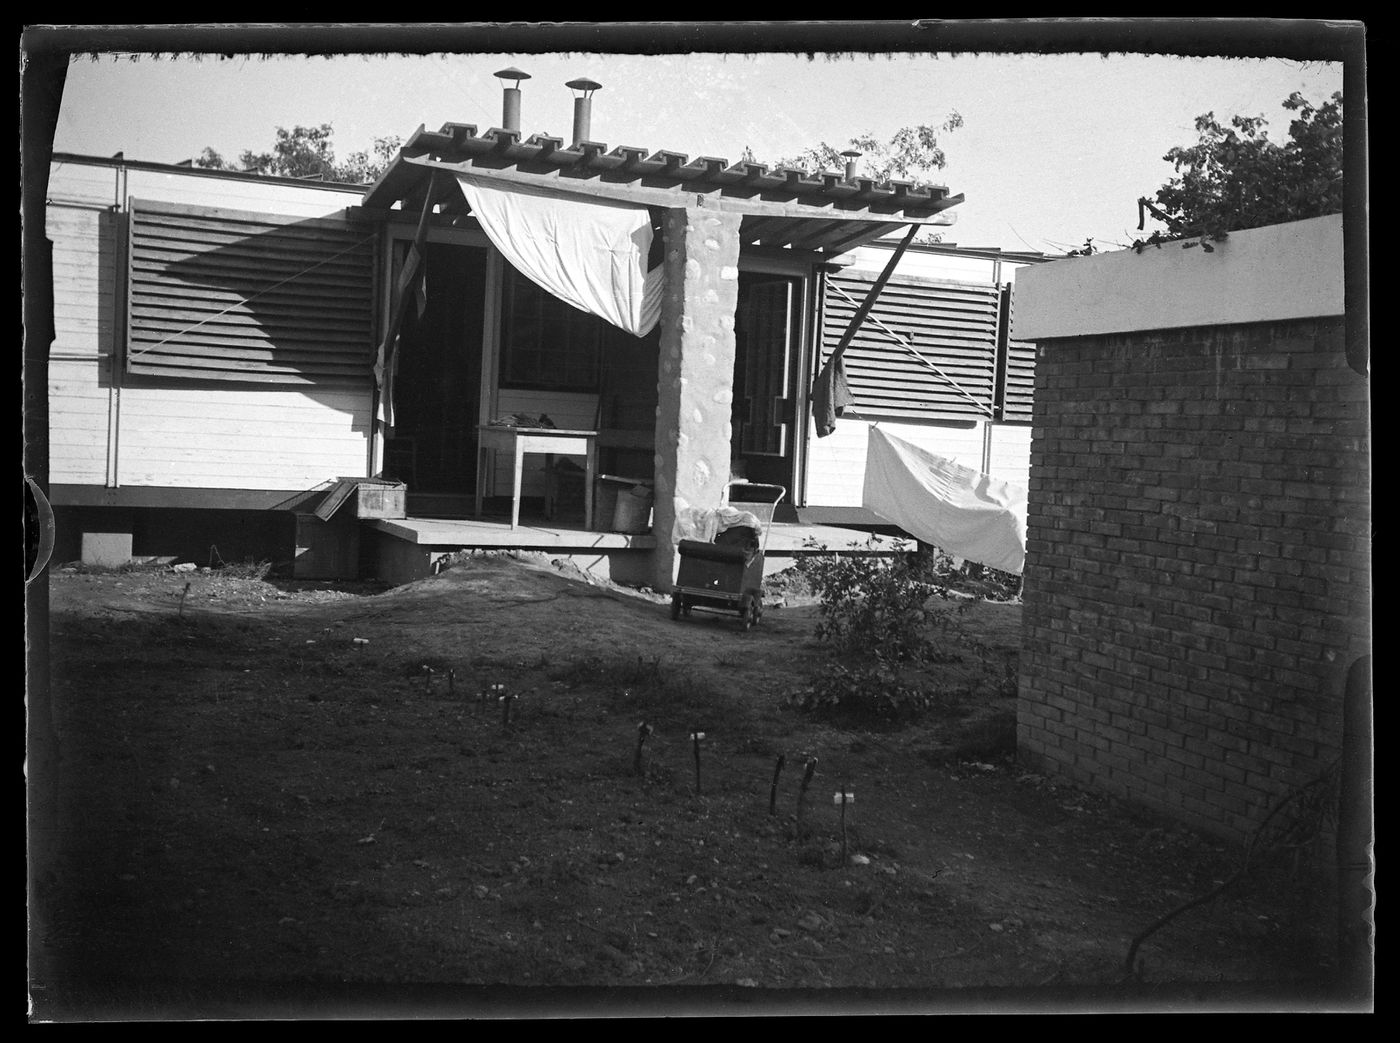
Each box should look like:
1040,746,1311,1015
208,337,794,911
862,425,1028,574
454,173,663,337
674,505,764,544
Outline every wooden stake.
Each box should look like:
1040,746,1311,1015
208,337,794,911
479,683,500,715
691,730,705,794
836,785,854,865
796,757,818,836
633,721,653,776
769,754,786,815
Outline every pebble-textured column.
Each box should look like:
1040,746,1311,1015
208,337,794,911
651,206,743,590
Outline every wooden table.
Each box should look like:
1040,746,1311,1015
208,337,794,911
475,425,597,530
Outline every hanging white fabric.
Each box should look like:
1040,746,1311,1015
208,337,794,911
454,172,663,337
862,425,1028,575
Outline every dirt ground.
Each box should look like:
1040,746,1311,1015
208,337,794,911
28,553,1349,1019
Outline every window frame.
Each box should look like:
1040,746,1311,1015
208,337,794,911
496,265,605,393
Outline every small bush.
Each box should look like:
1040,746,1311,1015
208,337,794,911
796,542,954,664
792,542,1018,729
788,664,934,726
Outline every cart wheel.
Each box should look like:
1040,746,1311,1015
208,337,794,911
741,595,759,631
671,593,683,621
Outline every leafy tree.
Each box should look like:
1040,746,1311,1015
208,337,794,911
753,113,963,187
333,135,405,185
1137,91,1342,248
193,124,402,184
743,114,963,242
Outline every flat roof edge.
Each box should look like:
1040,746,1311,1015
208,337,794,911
1013,215,1344,341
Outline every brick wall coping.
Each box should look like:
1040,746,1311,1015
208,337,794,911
1012,215,1343,341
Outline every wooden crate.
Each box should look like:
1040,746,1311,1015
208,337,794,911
353,480,406,520
316,477,407,521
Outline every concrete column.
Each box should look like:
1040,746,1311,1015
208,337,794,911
651,205,743,590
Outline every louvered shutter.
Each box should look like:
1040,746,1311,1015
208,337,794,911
125,199,376,384
823,270,998,422
999,283,1036,423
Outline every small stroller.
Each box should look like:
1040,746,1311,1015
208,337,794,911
671,483,786,631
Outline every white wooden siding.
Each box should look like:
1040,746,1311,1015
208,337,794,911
113,384,371,489
986,423,1032,482
47,159,123,207
803,417,1030,509
48,359,112,486
123,168,364,218
836,244,1034,285
47,159,373,491
837,246,1000,284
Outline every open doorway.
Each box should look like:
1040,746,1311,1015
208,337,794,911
731,272,801,507
382,241,487,496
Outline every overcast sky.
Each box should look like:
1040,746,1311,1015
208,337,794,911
49,33,1346,255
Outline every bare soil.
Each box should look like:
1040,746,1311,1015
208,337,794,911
29,554,1344,1018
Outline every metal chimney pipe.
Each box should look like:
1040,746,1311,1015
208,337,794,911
841,150,862,180
503,88,521,132
566,78,602,146
494,67,531,132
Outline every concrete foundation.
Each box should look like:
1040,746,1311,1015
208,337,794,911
80,530,132,569
651,205,744,590
363,524,658,588
293,512,361,580
361,517,906,589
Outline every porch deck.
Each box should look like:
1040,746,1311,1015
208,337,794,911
363,512,910,587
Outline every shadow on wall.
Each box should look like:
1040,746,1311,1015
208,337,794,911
109,202,378,427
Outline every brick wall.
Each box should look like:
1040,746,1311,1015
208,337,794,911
1018,317,1369,843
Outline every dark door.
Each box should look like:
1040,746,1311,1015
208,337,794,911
383,242,487,494
731,272,800,493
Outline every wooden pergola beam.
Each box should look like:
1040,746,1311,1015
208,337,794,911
398,154,958,226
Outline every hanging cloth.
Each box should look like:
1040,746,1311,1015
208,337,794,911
862,425,1028,575
454,172,663,337
374,176,435,432
811,352,855,438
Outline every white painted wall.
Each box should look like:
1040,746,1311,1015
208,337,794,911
1013,215,1345,340
124,165,365,218
833,243,1036,284
986,423,1032,480
47,159,374,492
804,416,1029,508
48,361,111,486
113,385,372,489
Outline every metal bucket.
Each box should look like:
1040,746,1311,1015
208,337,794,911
612,486,653,533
